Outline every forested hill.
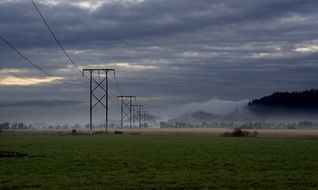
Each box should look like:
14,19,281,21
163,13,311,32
248,89,318,110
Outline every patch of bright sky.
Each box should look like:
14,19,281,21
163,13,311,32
0,76,63,86
115,63,157,70
294,41,318,53
87,63,157,71
39,0,145,10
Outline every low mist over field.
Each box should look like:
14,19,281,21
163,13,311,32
2,89,318,129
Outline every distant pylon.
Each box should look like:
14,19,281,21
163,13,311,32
83,68,115,134
141,111,148,128
132,105,144,128
117,96,136,129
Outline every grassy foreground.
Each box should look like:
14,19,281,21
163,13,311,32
0,133,318,189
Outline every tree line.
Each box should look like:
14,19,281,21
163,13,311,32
248,89,318,109
0,122,30,130
160,121,318,129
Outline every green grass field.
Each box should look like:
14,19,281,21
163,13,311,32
1,133,318,189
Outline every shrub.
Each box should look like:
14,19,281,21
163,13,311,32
71,129,77,134
114,130,123,135
252,131,258,137
224,128,257,137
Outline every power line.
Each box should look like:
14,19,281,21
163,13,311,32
113,72,124,96
106,75,118,106
30,0,129,93
0,34,56,78
30,0,148,126
30,0,86,78
0,34,86,86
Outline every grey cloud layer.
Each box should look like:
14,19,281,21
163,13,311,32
0,100,85,108
0,0,318,122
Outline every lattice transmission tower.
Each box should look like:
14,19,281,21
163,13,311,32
117,96,136,129
132,104,144,128
83,68,115,134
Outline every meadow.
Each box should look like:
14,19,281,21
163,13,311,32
1,132,318,189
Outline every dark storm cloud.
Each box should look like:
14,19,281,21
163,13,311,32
0,0,316,48
0,0,318,122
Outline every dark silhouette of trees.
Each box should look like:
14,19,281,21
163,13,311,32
0,122,10,130
159,121,318,129
11,122,30,129
248,89,318,110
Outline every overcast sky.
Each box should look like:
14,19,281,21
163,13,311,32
0,0,318,124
